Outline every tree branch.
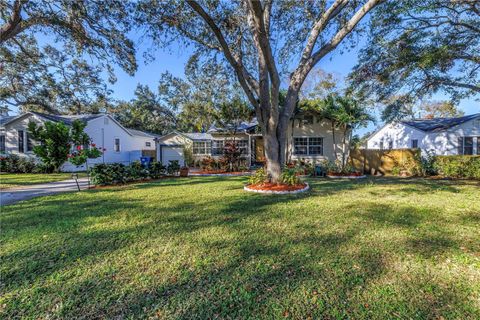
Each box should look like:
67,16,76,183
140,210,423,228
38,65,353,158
186,0,259,107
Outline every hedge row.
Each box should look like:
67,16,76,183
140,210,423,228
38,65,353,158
433,155,480,180
0,154,48,173
89,161,180,186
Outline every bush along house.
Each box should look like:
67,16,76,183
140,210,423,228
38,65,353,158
0,111,158,171
155,113,350,168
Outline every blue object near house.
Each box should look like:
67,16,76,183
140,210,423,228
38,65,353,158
140,156,152,167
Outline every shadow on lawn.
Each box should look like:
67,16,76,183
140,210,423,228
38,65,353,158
1,176,478,318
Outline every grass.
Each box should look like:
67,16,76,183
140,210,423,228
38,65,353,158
0,172,87,189
1,176,479,319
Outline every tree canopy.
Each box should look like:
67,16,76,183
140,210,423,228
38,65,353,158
349,0,480,114
0,0,136,113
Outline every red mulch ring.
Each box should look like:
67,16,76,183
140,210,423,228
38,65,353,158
327,172,363,176
246,182,307,192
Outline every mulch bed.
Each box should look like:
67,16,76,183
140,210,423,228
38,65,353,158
246,182,307,192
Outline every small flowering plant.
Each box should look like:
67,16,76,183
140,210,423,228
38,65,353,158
68,143,103,167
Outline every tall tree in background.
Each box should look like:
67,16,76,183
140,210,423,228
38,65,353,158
0,0,136,113
138,0,383,182
110,85,177,135
349,0,480,120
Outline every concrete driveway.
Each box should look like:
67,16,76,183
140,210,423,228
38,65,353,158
1,178,90,206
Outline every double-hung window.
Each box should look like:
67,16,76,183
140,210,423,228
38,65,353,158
114,138,121,152
235,140,248,155
18,130,24,153
192,140,211,155
0,135,5,153
411,139,418,148
458,137,474,155
293,137,323,156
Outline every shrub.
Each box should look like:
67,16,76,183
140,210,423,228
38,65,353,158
418,150,437,176
280,168,301,186
167,160,180,175
201,156,218,171
149,161,166,179
433,156,480,179
249,167,267,185
0,154,38,173
89,163,127,185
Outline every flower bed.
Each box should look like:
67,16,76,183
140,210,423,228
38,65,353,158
244,182,309,194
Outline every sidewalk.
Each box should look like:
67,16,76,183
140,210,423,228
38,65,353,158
0,177,90,206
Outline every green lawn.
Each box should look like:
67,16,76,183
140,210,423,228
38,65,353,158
1,177,479,319
0,172,86,189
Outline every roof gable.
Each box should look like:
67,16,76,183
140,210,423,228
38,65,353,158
400,113,480,132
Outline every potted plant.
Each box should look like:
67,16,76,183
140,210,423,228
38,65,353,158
179,166,189,177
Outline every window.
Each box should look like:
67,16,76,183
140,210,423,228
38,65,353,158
233,140,248,155
0,135,5,153
192,140,211,155
388,141,393,149
293,137,308,155
145,141,151,147
293,137,323,156
411,139,418,148
114,138,120,152
18,130,24,153
458,137,474,155
212,140,224,155
26,132,34,152
379,141,384,150
464,137,473,155
309,137,323,155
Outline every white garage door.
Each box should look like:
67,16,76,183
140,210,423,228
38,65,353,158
162,146,184,166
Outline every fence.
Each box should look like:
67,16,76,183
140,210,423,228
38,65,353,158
349,148,421,175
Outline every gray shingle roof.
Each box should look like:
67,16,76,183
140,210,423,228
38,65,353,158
183,132,213,140
127,128,159,138
30,112,104,125
0,116,16,126
401,113,480,132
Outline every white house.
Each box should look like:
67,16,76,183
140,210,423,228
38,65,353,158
366,113,480,155
0,112,157,171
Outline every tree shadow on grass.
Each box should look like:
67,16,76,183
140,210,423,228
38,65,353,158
1,176,479,318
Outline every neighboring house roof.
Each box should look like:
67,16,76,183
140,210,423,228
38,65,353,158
183,132,213,140
0,116,16,126
127,128,159,138
30,112,104,125
400,113,480,132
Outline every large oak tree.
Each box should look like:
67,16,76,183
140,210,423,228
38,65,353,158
138,0,383,182
0,0,136,113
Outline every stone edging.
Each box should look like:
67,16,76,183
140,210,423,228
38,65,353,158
326,175,366,179
244,183,309,194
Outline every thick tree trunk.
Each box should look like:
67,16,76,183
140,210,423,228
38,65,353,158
263,130,282,183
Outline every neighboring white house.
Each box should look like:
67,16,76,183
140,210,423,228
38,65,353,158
156,115,350,167
366,113,480,155
0,112,157,171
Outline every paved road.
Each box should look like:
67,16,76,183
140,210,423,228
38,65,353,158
1,177,90,206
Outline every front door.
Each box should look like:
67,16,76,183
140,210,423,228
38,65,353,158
255,137,265,162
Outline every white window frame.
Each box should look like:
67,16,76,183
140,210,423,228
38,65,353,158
460,136,474,155
411,139,418,148
293,136,323,156
114,137,121,152
145,141,151,147
192,140,211,155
